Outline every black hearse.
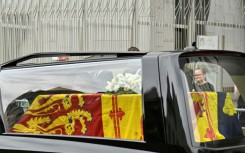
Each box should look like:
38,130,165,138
0,50,245,153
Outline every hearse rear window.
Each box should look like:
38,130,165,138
0,58,143,141
180,55,245,148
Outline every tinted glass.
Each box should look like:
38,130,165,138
0,58,143,140
180,55,245,148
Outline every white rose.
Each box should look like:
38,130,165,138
114,84,120,92
105,86,112,92
124,84,130,91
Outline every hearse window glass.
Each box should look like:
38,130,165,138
0,59,144,141
180,55,245,148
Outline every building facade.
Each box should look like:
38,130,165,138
0,0,244,64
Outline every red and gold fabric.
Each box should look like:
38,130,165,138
10,94,143,140
101,94,143,140
191,92,225,142
190,92,242,142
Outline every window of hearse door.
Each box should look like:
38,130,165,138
0,58,144,141
179,53,245,148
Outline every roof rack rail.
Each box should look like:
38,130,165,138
1,52,146,68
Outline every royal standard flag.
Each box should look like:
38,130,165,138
11,94,103,136
11,94,143,140
101,94,143,140
191,92,243,142
217,92,243,139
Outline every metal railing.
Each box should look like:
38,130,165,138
0,0,244,64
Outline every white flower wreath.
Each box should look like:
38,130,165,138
105,73,142,94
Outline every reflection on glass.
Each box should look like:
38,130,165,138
180,55,245,147
1,58,143,140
